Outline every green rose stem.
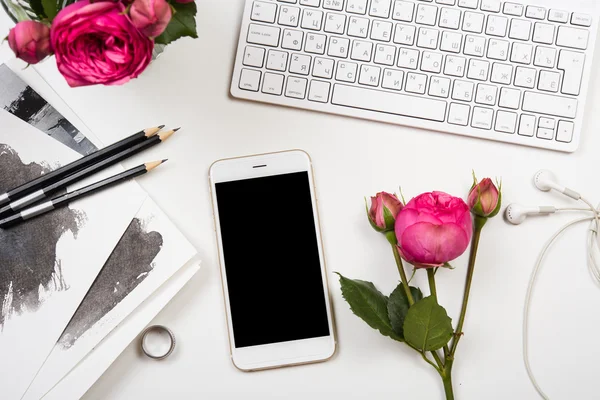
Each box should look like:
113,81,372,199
390,245,415,306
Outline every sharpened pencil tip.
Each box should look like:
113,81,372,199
173,127,181,132
158,128,177,141
158,124,165,129
162,159,168,163
146,160,166,171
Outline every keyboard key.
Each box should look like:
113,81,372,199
290,53,312,74
480,0,501,13
308,80,331,102
348,16,370,37
421,51,443,73
416,4,438,26
393,24,416,45
248,24,281,47
538,70,560,92
347,0,368,14
532,23,555,44
558,50,585,95
358,65,382,86
417,27,439,49
300,0,320,6
475,83,497,105
444,55,466,76
370,0,392,18
464,35,485,56
406,72,428,94
397,47,420,69
537,127,554,140
282,29,304,50
382,68,405,90
251,1,277,23
262,72,285,95
429,76,451,97
503,3,523,16
351,40,374,61
452,80,474,101
328,36,350,57
498,87,521,109
548,10,569,24
312,57,335,78
463,12,485,33
467,59,489,80
440,31,463,53
302,9,324,30
458,0,478,9
556,120,574,143
509,19,532,41
522,92,577,119
324,12,347,34
439,7,461,29
392,1,415,22
239,68,261,91
371,20,393,41
556,26,589,50
374,44,396,65
518,114,536,136
490,63,512,84
285,76,308,98
525,6,546,20
495,110,517,133
279,5,300,27
243,46,265,67
448,103,470,126
335,61,358,82
471,107,494,129
510,42,532,64
514,66,536,88
267,49,289,70
533,46,556,68
538,117,555,129
487,38,509,60
323,0,344,11
305,33,327,54
331,84,448,121
571,13,592,27
485,15,508,37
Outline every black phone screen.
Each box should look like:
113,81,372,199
215,171,330,348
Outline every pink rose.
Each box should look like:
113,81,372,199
468,178,501,218
367,192,403,232
8,21,52,65
395,191,473,268
51,0,154,87
130,0,172,38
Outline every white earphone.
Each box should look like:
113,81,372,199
506,170,600,400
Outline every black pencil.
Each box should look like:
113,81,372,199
0,128,178,218
0,125,165,208
0,160,167,229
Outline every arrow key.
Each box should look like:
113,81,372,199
243,46,266,68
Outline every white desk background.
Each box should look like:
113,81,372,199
1,1,600,398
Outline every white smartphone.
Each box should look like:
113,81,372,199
209,150,337,371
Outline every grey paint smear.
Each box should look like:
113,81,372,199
59,217,163,349
0,144,85,328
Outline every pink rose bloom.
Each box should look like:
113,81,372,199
8,21,52,65
51,0,154,87
130,0,172,38
468,178,501,218
367,192,403,232
395,191,473,268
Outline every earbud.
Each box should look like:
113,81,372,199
504,203,557,225
534,170,581,200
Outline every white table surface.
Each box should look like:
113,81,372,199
2,1,600,398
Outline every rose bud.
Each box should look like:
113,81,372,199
7,21,52,65
468,177,502,218
367,192,403,233
395,191,473,269
130,0,173,38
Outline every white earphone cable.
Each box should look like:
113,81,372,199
523,199,600,399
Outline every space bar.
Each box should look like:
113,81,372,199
331,84,447,122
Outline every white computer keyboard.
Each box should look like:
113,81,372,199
230,0,598,152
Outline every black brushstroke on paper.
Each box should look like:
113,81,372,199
0,144,85,328
59,218,163,348
0,64,97,156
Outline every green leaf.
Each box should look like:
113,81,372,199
41,0,57,20
387,284,423,337
403,296,453,351
155,2,198,45
336,273,403,342
28,0,46,19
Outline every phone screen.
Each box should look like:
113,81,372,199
215,171,330,348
